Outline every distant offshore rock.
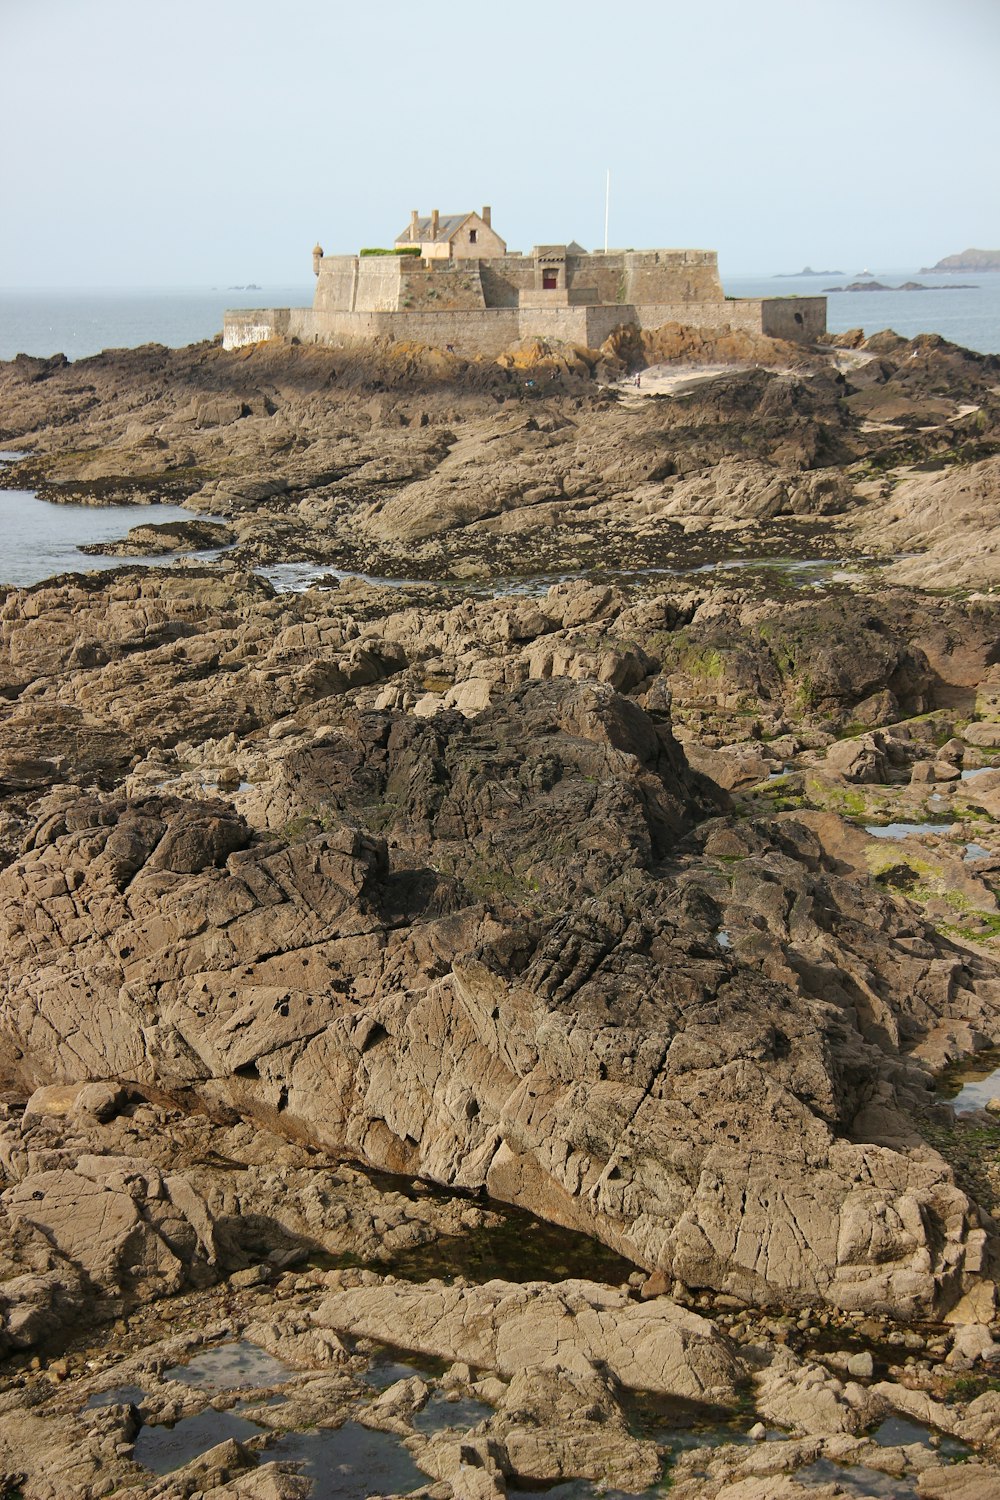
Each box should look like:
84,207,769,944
921,247,1000,272
824,279,976,292
774,265,843,277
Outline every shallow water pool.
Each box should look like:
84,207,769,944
936,1048,1000,1113
873,1413,969,1457
964,842,993,862
265,1421,427,1500
85,1383,147,1410
864,822,956,839
796,1457,918,1497
412,1392,494,1433
133,1407,263,1473
163,1339,294,1391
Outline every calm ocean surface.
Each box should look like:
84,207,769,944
1,273,999,363
0,286,313,363
0,466,223,588
725,269,1000,355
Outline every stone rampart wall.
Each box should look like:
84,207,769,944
556,251,723,308
566,255,625,305
396,262,488,311
353,257,406,313
223,294,826,356
314,307,522,356
576,301,760,347
313,257,359,314
760,297,826,342
639,300,766,335
310,248,728,319
479,263,524,309
515,307,592,345
521,295,825,348
624,253,724,305
223,309,293,350
595,297,823,341
481,258,539,306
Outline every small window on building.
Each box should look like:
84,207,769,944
543,269,558,290
469,229,478,244
794,312,804,325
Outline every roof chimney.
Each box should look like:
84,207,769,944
410,209,419,242
482,205,491,228
431,208,440,239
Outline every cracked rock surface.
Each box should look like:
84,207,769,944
1,328,1000,1496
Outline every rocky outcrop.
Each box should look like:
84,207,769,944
79,517,236,556
755,1348,883,1436
3,329,998,584
645,457,855,524
865,455,1000,588
1,675,998,1319
0,1151,217,1354
0,1079,548,1360
313,1277,745,1404
2,331,1000,1497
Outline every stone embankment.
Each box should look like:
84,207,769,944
0,325,998,1496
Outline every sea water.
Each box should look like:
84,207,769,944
0,483,221,588
1,273,999,362
0,285,313,363
724,268,1000,355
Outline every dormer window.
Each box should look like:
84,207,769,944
469,229,478,244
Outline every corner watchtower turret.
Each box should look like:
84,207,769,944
312,243,324,276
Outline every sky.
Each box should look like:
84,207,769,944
1,0,999,287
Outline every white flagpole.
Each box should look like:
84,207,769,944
604,169,610,254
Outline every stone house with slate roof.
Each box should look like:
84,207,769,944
395,207,507,260
225,205,826,356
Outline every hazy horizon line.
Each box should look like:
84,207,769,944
3,262,991,295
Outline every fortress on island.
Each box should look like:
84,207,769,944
223,205,826,356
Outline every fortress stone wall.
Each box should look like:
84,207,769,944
224,217,826,356
309,247,724,318
224,296,827,361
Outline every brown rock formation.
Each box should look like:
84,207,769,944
1,328,1000,1497
0,675,997,1319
